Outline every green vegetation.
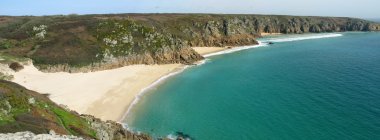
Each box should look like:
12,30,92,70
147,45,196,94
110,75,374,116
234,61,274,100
0,39,15,50
0,80,152,139
52,107,96,137
97,20,147,57
0,73,13,81
96,19,185,59
0,14,378,70
0,16,102,67
0,80,96,139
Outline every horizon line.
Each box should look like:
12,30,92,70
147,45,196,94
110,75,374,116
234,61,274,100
0,12,362,19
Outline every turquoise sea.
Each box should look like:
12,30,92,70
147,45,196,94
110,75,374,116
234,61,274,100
125,32,380,140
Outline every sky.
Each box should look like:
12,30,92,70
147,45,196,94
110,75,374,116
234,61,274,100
0,0,379,19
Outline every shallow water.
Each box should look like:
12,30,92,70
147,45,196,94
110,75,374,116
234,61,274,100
125,32,380,140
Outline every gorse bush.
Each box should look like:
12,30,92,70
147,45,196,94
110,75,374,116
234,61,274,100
96,20,139,58
0,40,13,50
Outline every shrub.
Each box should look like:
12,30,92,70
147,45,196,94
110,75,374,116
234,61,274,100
9,62,24,72
0,40,14,50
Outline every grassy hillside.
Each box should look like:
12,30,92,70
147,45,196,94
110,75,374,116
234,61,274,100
0,14,379,71
0,80,150,140
0,80,96,138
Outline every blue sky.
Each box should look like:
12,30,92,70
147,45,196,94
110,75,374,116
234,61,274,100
0,0,379,18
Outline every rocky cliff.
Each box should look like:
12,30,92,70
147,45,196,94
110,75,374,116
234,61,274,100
0,80,151,140
0,14,379,72
127,14,380,47
35,46,202,73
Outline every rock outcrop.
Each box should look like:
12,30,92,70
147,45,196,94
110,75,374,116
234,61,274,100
0,131,86,140
81,115,150,140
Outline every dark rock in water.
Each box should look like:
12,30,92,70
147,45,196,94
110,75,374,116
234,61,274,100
177,137,185,140
9,62,24,72
175,131,193,140
268,42,274,45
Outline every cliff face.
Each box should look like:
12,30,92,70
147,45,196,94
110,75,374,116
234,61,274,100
127,14,380,47
0,14,379,72
35,46,202,73
0,80,151,140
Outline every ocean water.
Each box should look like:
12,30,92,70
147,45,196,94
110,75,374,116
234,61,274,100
124,32,380,140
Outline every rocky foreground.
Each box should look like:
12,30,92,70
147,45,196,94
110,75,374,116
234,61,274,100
0,14,379,73
0,131,86,140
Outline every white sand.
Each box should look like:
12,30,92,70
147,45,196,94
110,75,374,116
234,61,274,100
260,32,282,36
12,63,182,121
192,47,230,56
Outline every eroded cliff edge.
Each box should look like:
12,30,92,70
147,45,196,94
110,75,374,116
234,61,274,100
0,14,379,72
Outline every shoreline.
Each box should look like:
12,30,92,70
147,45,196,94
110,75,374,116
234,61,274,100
8,45,238,122
9,33,345,123
261,32,282,36
192,47,231,56
9,41,267,123
202,41,266,57
122,42,267,123
120,47,232,123
121,32,345,123
120,64,190,122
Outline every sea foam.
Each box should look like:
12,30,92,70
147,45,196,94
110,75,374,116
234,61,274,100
262,33,343,43
204,41,267,58
166,134,177,140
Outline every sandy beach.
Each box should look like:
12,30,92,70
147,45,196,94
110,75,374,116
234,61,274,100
261,32,282,36
9,47,226,122
12,63,183,121
192,47,230,56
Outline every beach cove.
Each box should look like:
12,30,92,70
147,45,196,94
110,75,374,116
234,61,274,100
9,33,345,123
8,44,233,121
